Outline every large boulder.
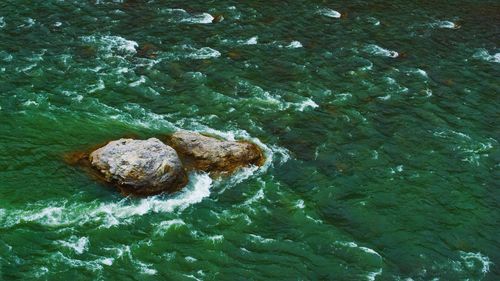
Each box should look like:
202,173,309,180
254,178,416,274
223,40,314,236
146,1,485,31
168,131,264,173
89,138,187,195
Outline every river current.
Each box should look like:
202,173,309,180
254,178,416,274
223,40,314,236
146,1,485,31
0,1,498,280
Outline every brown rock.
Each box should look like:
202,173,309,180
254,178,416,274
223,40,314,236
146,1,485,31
212,14,224,23
168,131,264,174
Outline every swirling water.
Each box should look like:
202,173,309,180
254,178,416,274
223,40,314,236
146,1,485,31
0,1,499,280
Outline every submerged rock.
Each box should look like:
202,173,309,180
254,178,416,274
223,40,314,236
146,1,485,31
168,131,264,173
89,138,187,195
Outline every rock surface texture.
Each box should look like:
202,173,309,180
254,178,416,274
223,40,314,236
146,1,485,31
169,131,264,173
89,138,187,195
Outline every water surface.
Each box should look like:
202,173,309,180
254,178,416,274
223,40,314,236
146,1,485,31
0,0,499,280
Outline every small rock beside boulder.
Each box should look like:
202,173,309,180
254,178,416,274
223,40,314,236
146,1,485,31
89,138,187,195
168,131,264,173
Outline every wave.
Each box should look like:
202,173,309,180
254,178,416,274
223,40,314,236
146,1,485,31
181,13,214,24
234,80,319,112
161,8,214,24
317,8,341,19
363,44,399,58
0,17,5,28
186,46,221,59
430,20,459,29
459,251,492,274
0,173,213,229
296,98,319,111
155,45,221,61
366,17,380,26
154,219,186,237
243,36,258,45
473,49,500,64
286,41,303,49
432,129,496,166
80,35,138,57
334,241,383,280
57,236,90,255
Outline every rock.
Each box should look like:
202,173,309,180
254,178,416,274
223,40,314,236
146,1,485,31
89,138,187,195
137,43,159,59
168,131,264,173
212,14,224,23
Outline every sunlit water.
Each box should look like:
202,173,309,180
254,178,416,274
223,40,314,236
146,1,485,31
0,1,499,280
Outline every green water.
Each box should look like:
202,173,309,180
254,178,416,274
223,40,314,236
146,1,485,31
0,0,499,280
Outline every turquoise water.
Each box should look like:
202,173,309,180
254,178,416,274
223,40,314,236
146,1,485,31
1,1,499,280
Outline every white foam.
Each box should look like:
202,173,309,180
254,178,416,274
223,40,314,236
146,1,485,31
460,251,492,273
335,241,382,258
286,41,303,48
104,244,131,259
58,236,90,255
249,234,275,244
359,61,373,71
0,17,5,28
432,20,459,29
181,13,214,24
33,267,49,278
163,8,214,24
24,206,64,226
409,68,428,78
390,165,404,174
101,258,114,266
473,49,500,64
364,44,399,58
269,144,292,165
88,79,105,93
424,89,432,97
208,235,224,243
0,51,13,62
81,35,138,57
184,274,203,281
163,8,187,13
295,199,305,209
103,244,158,274
359,246,382,258
129,76,146,87
136,261,157,275
296,98,319,111
93,173,212,228
243,188,265,206
433,129,495,166
22,100,40,107
367,17,380,26
244,36,258,45
186,46,221,59
154,219,185,236
366,269,383,281
2,173,212,229
24,18,35,28
318,8,341,18
185,256,197,262
52,252,107,272
218,165,261,194
334,93,352,102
